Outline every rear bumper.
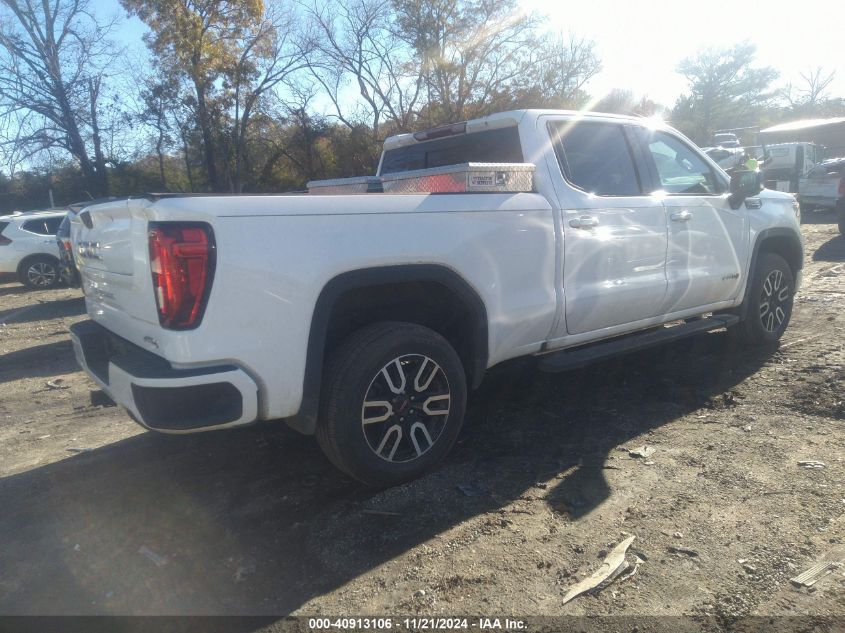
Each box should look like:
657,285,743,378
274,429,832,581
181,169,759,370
70,320,258,433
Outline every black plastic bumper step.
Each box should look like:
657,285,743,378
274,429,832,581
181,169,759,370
537,315,739,373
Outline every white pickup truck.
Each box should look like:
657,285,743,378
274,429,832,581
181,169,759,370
70,109,803,486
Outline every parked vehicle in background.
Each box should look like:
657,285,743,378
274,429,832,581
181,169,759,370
798,158,845,234
56,212,79,286
705,146,745,171
712,132,740,148
55,199,117,287
762,142,819,193
70,109,803,486
0,210,68,289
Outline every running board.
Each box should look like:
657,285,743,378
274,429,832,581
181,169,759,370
537,315,740,373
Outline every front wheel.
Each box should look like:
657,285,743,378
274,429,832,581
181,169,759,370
316,322,467,487
18,255,60,289
734,253,795,346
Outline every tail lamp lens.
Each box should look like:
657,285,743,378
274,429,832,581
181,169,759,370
148,222,215,329
839,176,844,196
0,235,11,246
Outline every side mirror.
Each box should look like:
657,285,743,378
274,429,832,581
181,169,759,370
729,169,763,209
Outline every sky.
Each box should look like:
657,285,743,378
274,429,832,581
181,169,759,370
524,0,845,106
104,0,845,110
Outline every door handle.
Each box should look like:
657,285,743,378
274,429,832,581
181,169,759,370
569,215,599,229
670,210,692,222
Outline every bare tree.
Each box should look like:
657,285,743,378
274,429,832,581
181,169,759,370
782,66,836,115
799,67,836,106
0,0,120,195
229,3,310,192
305,0,424,139
510,31,601,110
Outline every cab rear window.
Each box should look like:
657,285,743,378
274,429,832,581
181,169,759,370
380,127,524,174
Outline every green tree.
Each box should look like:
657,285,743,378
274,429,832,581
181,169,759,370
120,0,264,191
394,0,540,124
672,42,778,144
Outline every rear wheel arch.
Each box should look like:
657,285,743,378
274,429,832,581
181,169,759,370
286,265,488,435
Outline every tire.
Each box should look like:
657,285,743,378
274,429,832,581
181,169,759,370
18,255,61,289
734,253,795,346
316,322,467,487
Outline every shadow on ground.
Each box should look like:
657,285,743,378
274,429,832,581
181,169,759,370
0,282,35,298
0,340,79,385
812,235,845,262
0,296,84,324
0,332,770,616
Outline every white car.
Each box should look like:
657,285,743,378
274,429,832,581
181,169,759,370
70,109,803,486
0,210,67,288
704,146,745,171
712,132,740,148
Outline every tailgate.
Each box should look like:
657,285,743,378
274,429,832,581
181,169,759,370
71,199,161,333
800,175,839,198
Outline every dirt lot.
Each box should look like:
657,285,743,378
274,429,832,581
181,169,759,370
0,212,843,624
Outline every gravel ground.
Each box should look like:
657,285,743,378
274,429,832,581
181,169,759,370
0,211,842,624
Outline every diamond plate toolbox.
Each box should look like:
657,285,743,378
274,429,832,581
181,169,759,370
307,176,383,194
380,163,535,193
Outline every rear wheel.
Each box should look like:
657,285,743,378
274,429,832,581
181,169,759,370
734,253,795,346
18,255,60,289
316,322,467,487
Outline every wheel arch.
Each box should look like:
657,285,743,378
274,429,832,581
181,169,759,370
16,252,60,280
739,228,803,319
286,264,489,435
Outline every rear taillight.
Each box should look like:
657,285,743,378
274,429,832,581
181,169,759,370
0,235,10,246
148,222,215,330
61,240,72,252
839,177,844,196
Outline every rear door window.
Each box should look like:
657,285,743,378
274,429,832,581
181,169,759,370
45,216,63,234
22,216,63,235
549,121,643,196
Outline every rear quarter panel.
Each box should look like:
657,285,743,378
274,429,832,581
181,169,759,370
81,193,557,420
